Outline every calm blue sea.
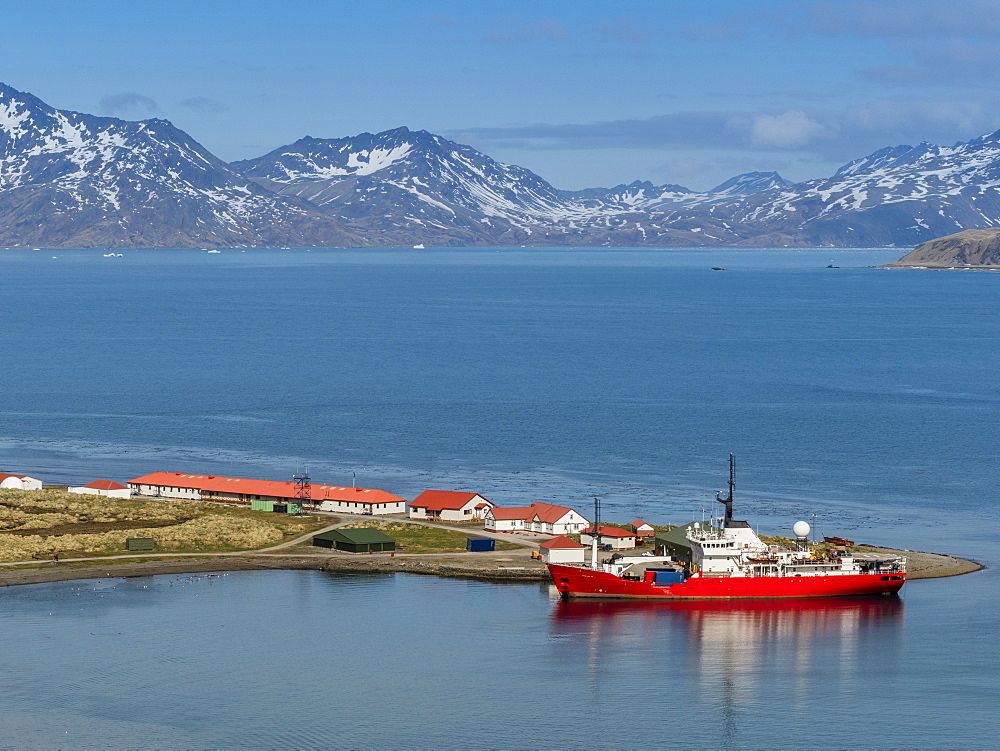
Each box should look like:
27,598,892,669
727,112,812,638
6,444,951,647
0,247,998,749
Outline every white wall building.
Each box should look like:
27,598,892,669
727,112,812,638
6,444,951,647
485,502,590,534
128,471,406,514
580,526,637,550
631,519,655,538
484,506,533,532
68,480,132,498
538,536,588,564
0,473,42,491
408,490,493,521
527,503,590,535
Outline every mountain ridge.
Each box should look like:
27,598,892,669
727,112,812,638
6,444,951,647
0,82,355,248
6,81,1000,248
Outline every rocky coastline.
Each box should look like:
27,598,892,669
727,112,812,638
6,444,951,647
0,545,982,589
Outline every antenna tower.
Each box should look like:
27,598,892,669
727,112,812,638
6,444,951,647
716,453,735,527
293,468,312,508
590,496,602,570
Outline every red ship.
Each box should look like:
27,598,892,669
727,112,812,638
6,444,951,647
548,456,906,600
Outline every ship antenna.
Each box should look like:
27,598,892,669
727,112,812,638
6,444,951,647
716,453,735,528
590,496,602,570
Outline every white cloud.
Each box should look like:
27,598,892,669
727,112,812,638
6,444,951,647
749,111,829,148
452,95,1000,165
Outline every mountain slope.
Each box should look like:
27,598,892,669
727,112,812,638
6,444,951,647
9,80,1000,248
232,127,593,244
714,133,1000,246
233,130,789,245
0,83,353,248
884,227,1000,267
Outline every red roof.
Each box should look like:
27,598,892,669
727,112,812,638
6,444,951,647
84,480,128,490
487,506,534,520
410,490,491,511
128,472,405,505
582,526,635,538
632,519,650,527
528,502,576,524
0,473,33,481
539,536,586,550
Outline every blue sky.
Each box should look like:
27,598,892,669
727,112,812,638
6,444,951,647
5,0,1000,190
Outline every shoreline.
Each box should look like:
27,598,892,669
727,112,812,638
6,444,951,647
0,545,983,589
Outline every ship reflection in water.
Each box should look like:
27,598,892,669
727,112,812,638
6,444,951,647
550,595,904,743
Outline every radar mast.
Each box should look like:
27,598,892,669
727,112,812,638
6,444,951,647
716,453,735,527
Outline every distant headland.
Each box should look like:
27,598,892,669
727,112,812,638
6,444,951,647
884,228,1000,269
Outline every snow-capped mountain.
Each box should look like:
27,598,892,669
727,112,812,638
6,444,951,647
232,131,787,245
0,83,352,248
560,180,693,203
714,133,1000,246
7,80,1000,248
709,171,791,196
232,127,595,245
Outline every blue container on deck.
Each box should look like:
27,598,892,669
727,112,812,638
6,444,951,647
466,537,496,552
648,568,685,585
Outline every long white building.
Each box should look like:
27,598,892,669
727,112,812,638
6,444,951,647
128,472,407,514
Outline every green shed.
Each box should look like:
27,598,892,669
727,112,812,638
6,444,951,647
312,527,396,553
251,499,274,512
653,522,703,561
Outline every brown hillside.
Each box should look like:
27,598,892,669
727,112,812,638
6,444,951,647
884,228,1000,268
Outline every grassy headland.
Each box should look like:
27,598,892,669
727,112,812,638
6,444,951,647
0,488,327,561
338,520,524,554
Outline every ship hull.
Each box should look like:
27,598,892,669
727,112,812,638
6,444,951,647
547,563,905,599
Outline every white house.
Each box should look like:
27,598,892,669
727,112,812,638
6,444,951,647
0,473,42,491
580,526,637,550
485,502,590,535
68,480,132,498
526,503,590,535
484,506,533,532
631,519,655,538
408,490,493,521
538,536,587,564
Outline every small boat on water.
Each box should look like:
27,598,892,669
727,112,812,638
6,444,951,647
548,455,906,600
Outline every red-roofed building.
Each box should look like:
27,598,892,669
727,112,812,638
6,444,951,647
0,473,42,491
408,490,494,521
68,479,131,498
484,502,590,535
631,519,655,537
128,472,407,514
580,526,637,550
538,535,587,564
526,503,590,535
483,506,535,532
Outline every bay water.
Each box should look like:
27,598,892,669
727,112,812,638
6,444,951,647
0,247,997,748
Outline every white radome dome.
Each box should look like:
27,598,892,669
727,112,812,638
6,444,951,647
0,476,24,490
792,521,811,539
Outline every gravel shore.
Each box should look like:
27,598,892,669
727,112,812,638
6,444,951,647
0,544,981,588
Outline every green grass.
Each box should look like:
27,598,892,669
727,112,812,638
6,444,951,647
340,521,523,554
759,534,849,554
0,488,329,561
